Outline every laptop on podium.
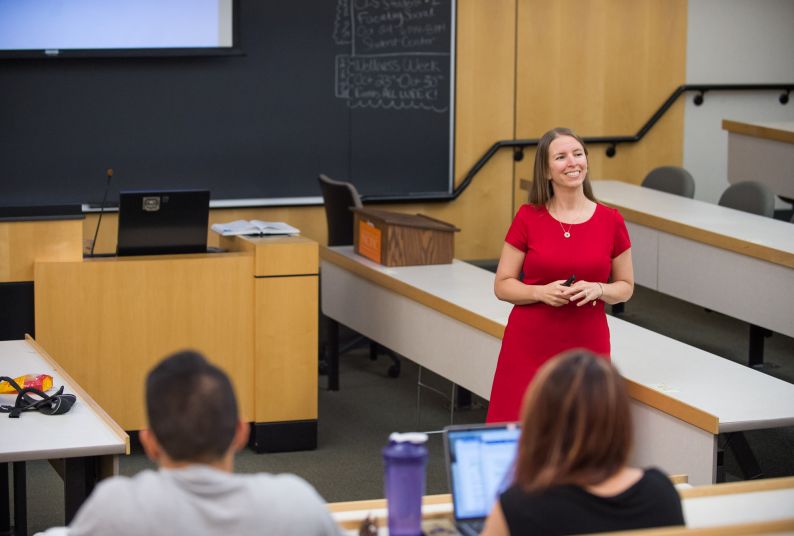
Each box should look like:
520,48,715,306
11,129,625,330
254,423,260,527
444,423,521,536
116,189,210,256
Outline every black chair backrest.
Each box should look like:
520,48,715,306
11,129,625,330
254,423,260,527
318,174,364,246
641,166,696,198
718,181,775,218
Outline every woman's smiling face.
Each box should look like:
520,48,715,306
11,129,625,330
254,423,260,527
547,135,588,191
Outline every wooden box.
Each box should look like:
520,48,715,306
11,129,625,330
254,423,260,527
352,208,460,266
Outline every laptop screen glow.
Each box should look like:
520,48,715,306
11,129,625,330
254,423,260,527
447,424,520,521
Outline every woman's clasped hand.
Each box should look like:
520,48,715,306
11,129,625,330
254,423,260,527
536,280,603,307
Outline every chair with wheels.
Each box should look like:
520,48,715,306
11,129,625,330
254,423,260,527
641,166,696,198
318,174,401,390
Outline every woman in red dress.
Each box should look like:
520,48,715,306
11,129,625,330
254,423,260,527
486,127,634,423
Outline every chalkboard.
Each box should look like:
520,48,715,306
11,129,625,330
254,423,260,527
0,0,454,206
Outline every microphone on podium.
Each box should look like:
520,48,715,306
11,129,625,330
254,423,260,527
89,168,114,257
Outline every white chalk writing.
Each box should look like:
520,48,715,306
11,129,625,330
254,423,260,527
333,0,451,112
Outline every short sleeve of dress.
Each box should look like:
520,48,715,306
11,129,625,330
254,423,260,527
505,205,530,253
611,208,631,259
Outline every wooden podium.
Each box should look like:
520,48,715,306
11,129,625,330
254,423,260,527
35,235,318,452
352,208,459,266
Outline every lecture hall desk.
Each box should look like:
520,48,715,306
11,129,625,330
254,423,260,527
0,337,128,533
34,234,319,452
592,179,794,367
723,119,794,199
320,246,794,485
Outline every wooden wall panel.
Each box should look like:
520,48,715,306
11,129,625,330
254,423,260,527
0,220,82,282
513,0,687,211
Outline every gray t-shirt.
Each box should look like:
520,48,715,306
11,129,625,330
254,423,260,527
67,465,343,536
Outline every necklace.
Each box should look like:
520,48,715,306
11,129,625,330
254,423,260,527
558,220,573,239
549,203,583,239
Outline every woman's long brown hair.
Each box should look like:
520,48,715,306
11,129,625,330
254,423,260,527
513,350,632,492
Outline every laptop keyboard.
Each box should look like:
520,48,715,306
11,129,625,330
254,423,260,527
457,519,485,536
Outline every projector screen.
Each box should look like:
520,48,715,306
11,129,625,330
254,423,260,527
0,0,237,57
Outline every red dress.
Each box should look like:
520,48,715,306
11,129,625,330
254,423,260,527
486,203,631,423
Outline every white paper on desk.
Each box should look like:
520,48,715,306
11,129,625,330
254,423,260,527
211,220,300,236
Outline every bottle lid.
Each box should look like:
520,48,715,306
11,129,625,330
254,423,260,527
389,432,428,444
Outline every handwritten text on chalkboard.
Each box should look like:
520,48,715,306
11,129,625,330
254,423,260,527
333,0,452,113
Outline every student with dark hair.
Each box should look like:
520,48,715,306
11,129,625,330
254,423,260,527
66,350,342,536
482,350,684,535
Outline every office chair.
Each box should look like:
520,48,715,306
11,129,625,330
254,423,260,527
718,181,775,218
318,173,363,246
318,174,401,387
641,166,696,198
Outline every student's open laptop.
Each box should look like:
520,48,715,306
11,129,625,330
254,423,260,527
117,189,210,256
444,423,521,536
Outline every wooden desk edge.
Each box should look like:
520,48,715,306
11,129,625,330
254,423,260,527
329,480,794,533
597,518,794,535
327,478,794,508
321,248,719,435
678,475,794,499
625,380,719,435
25,335,130,455
722,119,794,145
607,205,794,269
73,251,252,264
329,494,452,530
328,493,451,513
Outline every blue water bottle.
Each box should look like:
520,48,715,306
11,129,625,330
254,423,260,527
383,432,428,536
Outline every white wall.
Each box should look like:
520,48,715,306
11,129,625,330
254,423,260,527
684,0,794,205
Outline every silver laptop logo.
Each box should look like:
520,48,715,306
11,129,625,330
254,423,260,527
142,197,161,212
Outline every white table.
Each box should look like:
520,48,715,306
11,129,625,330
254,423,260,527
723,119,794,200
680,477,794,530
330,477,794,534
0,338,128,534
592,179,794,367
321,246,794,485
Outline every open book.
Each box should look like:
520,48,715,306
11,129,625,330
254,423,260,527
211,219,300,236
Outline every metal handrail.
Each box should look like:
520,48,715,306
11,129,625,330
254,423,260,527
364,83,792,204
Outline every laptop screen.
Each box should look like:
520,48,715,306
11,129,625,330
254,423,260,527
444,423,521,521
117,189,210,256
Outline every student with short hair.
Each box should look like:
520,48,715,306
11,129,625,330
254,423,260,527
67,350,342,536
482,350,685,535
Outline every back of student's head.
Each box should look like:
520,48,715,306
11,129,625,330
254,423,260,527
146,350,239,463
515,350,632,492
